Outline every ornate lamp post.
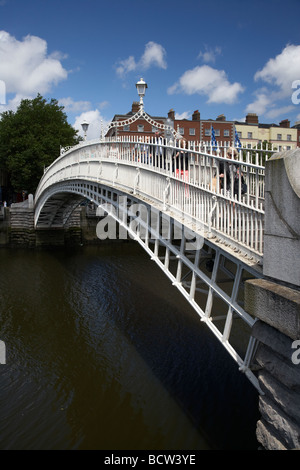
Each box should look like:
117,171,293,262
81,120,89,141
103,80,181,141
135,78,148,110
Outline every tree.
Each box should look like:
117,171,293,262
241,140,277,166
0,94,81,194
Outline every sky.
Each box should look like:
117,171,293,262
0,0,300,139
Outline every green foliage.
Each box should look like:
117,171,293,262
0,94,80,193
240,140,277,166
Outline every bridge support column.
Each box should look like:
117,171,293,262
244,149,300,450
10,198,36,247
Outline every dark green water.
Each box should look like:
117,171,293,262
0,243,259,450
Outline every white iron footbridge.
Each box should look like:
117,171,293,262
34,136,271,392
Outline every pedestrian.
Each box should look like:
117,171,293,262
154,131,165,169
219,147,238,196
173,138,189,179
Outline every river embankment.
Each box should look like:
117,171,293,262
0,202,102,248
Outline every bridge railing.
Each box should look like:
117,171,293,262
35,136,270,263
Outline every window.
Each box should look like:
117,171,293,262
152,126,158,133
123,125,130,131
138,125,144,132
214,129,220,136
224,129,230,137
189,128,195,136
248,132,253,139
277,134,282,140
179,127,184,135
287,134,291,141
205,128,211,136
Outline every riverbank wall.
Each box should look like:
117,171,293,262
245,149,300,450
0,202,101,248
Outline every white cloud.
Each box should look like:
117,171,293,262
116,41,167,78
254,44,300,97
140,41,167,70
59,97,91,113
0,93,32,114
115,56,137,78
175,111,191,120
0,30,68,97
245,90,271,115
98,100,109,110
73,110,111,140
198,46,221,63
265,105,295,119
246,44,300,119
168,65,244,104
246,90,297,120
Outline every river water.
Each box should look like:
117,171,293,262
0,243,259,450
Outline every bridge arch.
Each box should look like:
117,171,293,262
34,137,272,392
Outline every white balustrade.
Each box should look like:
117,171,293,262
35,136,270,263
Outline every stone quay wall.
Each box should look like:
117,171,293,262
246,279,300,450
245,149,300,450
0,199,100,248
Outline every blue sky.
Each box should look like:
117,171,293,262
1,0,300,139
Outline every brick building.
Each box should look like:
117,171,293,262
106,101,166,138
200,114,234,145
171,109,201,141
106,104,234,144
106,103,299,149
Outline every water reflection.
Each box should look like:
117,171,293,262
0,244,259,449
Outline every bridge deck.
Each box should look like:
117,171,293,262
33,137,272,392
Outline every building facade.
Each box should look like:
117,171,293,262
106,104,299,150
200,114,234,145
106,101,167,139
235,114,298,150
292,121,300,147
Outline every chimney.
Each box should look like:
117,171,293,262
279,119,290,128
216,114,226,121
245,113,258,124
132,101,140,113
192,110,200,121
168,109,175,121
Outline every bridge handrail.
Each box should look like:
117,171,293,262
38,136,266,200
35,137,271,263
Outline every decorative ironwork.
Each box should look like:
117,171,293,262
101,107,182,140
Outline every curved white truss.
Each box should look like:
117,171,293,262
33,138,272,393
35,178,262,393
